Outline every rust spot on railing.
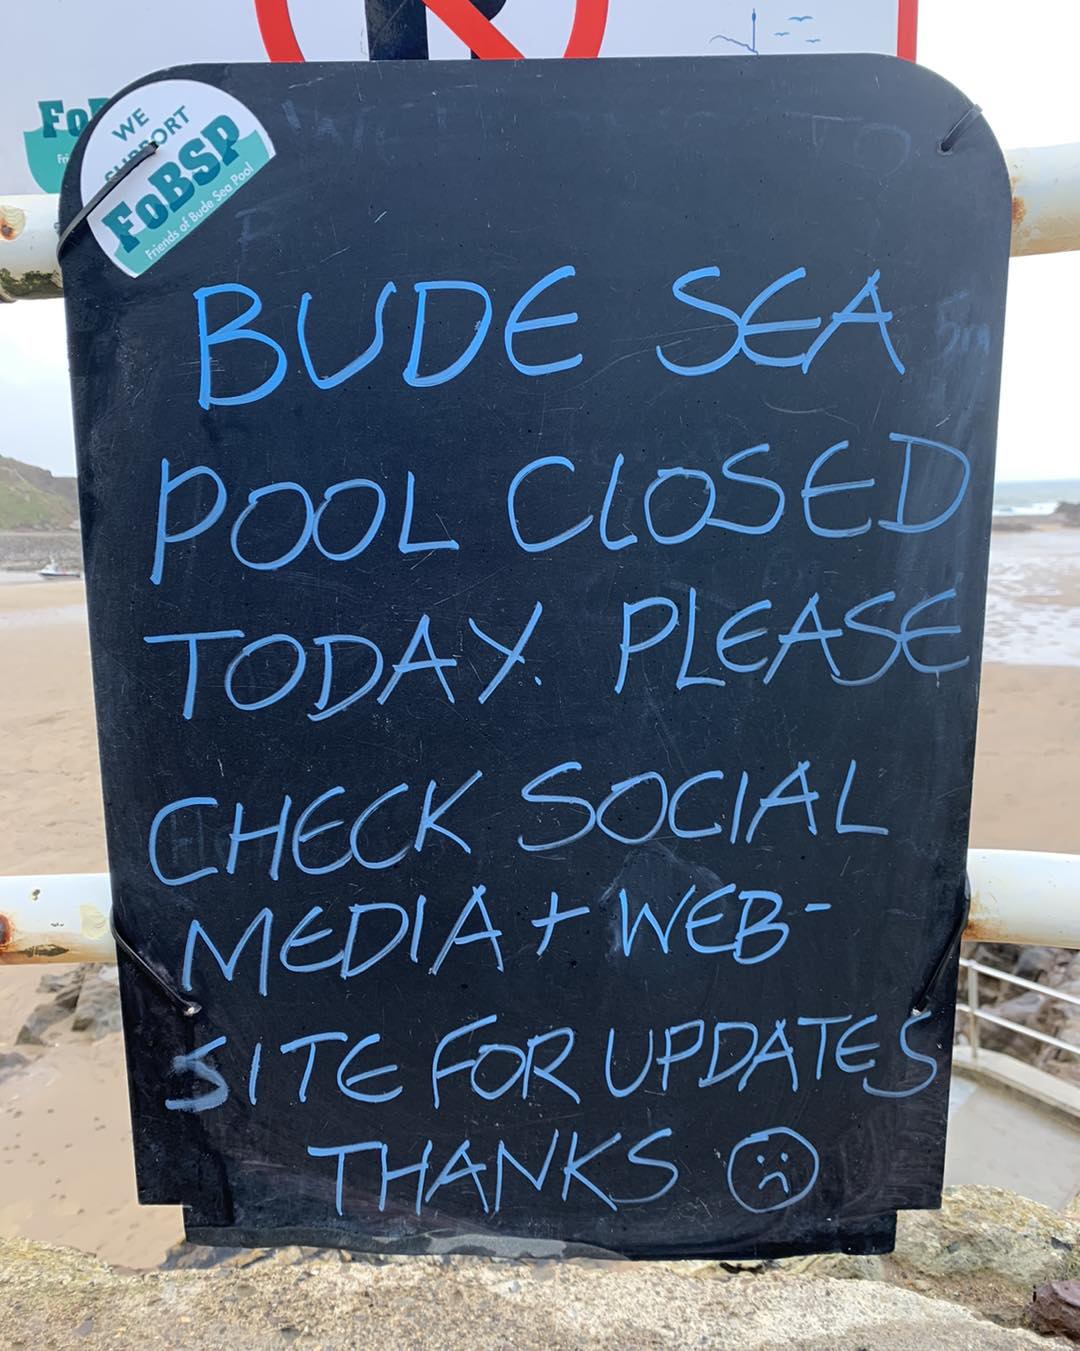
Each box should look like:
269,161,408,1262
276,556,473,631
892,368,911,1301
1012,192,1027,228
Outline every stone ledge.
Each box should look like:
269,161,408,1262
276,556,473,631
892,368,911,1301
0,1228,1068,1350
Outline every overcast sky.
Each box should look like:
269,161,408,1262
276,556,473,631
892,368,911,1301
2,0,1078,484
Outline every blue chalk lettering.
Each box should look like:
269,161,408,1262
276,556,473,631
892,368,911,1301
610,1129,680,1206
619,885,695,956
745,762,818,843
712,445,785,536
380,1140,433,1215
655,267,740,375
643,468,716,546
738,267,821,367
403,280,492,388
900,588,969,675
604,1027,654,1098
414,770,482,857
615,597,679,694
309,637,384,722
522,1027,579,1104
678,589,726,690
224,634,306,711
503,265,582,377
801,269,905,375
670,771,726,840
312,480,387,561
336,1034,402,1103
597,771,668,846
297,281,396,389
340,902,411,977
506,456,593,553
230,482,315,571
280,1030,348,1102
149,796,219,885
531,892,590,957
279,906,343,974
834,1015,880,1073
165,1035,229,1113
738,1019,799,1093
432,1015,498,1108
398,470,459,554
796,1015,853,1080
410,897,426,963
469,1043,527,1102
729,770,749,844
561,1131,620,1211
879,434,970,534
684,885,737,953
716,600,772,674
801,440,874,538
227,796,292,880
424,1139,489,1212
833,592,902,687
247,1041,261,1106
196,283,287,409
494,1133,560,1214
517,761,595,853
599,453,638,551
377,614,457,705
733,891,790,964
144,630,245,721
698,1021,759,1088
307,1141,383,1216
862,1009,938,1099
150,458,227,586
658,1020,705,1091
764,593,843,685
182,908,273,997
291,787,350,875
348,783,410,870
469,602,543,705
835,759,889,836
429,885,503,976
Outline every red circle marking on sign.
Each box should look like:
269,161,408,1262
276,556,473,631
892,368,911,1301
255,0,609,62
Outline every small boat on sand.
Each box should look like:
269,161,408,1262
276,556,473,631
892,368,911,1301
38,558,81,580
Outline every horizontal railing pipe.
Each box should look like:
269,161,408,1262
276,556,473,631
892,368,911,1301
3,141,1080,298
1,847,1078,963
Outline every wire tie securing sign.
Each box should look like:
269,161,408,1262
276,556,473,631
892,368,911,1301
57,143,160,260
111,906,202,1018
939,105,983,155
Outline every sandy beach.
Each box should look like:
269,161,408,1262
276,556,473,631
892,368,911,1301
0,536,1078,1267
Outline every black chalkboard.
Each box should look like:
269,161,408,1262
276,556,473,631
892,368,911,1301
59,56,1011,1258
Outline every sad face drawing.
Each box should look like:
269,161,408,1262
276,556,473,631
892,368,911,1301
726,1127,820,1213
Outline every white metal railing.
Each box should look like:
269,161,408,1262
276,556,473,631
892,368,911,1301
958,957,1080,1062
2,848,1078,963
3,143,1080,299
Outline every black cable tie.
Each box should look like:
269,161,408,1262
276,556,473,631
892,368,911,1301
111,907,201,1018
939,105,983,154
57,143,159,260
912,873,971,1016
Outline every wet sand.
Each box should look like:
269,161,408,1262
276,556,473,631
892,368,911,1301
0,549,1077,1267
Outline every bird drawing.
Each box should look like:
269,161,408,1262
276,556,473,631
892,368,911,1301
789,14,814,21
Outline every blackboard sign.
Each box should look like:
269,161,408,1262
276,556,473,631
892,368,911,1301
60,56,1010,1258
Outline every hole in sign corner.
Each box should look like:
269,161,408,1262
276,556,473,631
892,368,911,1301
255,0,609,62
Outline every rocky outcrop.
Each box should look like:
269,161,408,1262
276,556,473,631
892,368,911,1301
15,964,121,1046
0,1226,1067,1351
